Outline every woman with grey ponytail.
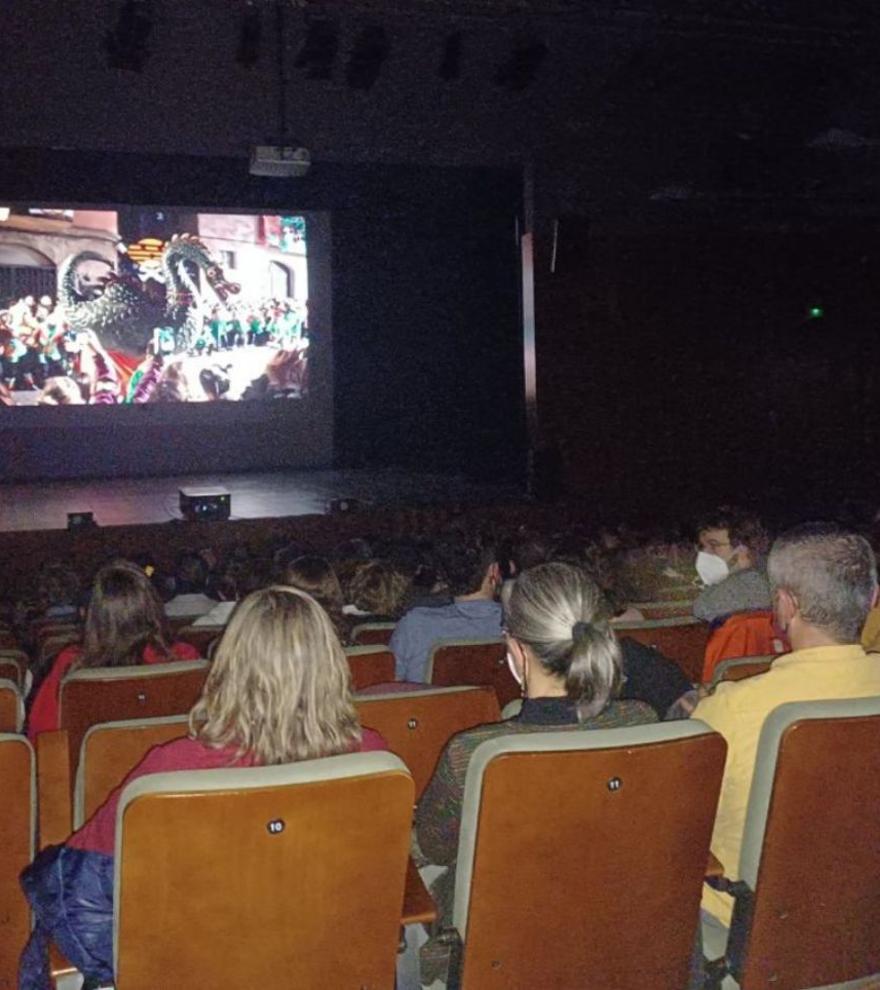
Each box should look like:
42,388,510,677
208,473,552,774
503,562,622,721
415,563,656,984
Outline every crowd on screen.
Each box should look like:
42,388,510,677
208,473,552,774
0,293,308,406
6,508,880,987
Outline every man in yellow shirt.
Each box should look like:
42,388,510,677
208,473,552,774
693,523,880,926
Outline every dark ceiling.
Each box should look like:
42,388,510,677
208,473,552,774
4,0,880,216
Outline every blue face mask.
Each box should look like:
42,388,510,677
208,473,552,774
696,550,729,586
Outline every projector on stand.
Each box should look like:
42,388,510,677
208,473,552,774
249,145,311,178
179,487,231,523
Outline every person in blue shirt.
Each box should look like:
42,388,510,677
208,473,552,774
390,539,503,682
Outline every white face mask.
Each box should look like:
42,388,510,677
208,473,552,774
506,651,523,687
696,550,730,586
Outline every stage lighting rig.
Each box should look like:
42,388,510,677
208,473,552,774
104,0,154,73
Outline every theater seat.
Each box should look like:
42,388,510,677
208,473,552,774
355,685,501,798
0,734,34,989
59,660,210,783
345,644,396,690
111,753,414,988
426,638,516,708
0,677,24,732
444,721,726,989
351,621,397,646
0,648,28,688
74,715,191,827
709,655,775,688
703,697,880,989
613,617,711,682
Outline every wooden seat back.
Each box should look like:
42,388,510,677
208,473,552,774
427,639,516,708
0,650,27,688
710,655,774,688
75,715,191,827
356,686,501,798
345,645,396,690
113,753,414,989
351,622,397,646
59,660,209,780
728,698,880,990
0,630,20,650
0,734,34,988
453,722,726,989
0,678,24,733
632,600,695,620
614,617,711,682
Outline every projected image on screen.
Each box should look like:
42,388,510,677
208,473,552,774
0,207,310,406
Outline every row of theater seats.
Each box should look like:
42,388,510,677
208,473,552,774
0,616,788,745
4,693,880,988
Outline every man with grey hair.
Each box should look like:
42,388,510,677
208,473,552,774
693,523,880,928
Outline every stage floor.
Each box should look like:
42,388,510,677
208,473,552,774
0,468,522,533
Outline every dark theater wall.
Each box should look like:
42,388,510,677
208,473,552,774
533,216,880,523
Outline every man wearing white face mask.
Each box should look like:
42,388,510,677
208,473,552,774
692,509,772,624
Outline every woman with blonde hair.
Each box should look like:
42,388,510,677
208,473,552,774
21,586,386,987
414,562,657,983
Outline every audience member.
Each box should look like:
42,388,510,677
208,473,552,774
27,561,200,739
19,585,387,986
282,554,349,643
693,524,880,927
390,539,503,682
35,562,81,622
414,563,656,981
344,560,410,622
692,508,771,624
163,552,216,619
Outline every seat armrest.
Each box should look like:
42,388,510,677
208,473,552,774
36,729,72,848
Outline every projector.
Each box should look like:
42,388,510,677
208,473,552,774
249,145,311,178
179,487,231,523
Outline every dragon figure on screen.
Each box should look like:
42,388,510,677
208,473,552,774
0,208,310,406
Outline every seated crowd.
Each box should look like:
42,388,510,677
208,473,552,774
3,508,880,988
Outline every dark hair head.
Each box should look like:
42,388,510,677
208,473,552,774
283,555,343,614
38,562,81,608
175,552,208,594
695,506,770,558
436,538,499,597
79,560,172,669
